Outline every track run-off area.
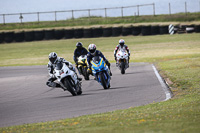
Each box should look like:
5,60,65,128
0,63,172,127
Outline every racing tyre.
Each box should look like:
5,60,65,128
4,31,14,43
0,32,4,43
99,72,108,89
84,67,89,80
77,82,82,95
14,31,24,42
63,77,77,96
121,61,125,74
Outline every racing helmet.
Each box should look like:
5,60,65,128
49,52,58,64
119,39,125,47
76,42,83,49
88,44,96,56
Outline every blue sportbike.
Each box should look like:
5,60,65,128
91,56,111,89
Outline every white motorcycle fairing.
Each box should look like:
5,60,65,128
54,63,78,90
116,49,129,70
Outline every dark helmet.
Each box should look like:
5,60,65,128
76,42,83,49
119,39,125,47
49,52,58,64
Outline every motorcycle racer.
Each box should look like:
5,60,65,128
46,52,82,88
73,42,88,68
114,39,130,66
87,44,112,76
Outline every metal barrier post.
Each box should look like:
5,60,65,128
3,14,5,24
37,12,40,22
137,5,139,16
19,13,23,23
105,8,107,18
88,9,90,17
153,3,155,16
169,3,171,15
55,11,57,21
72,10,74,19
121,7,123,17
185,2,187,15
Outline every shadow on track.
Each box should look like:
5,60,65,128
121,71,144,75
109,86,131,90
49,93,93,99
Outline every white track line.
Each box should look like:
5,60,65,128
152,64,173,101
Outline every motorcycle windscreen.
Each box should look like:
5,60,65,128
92,56,101,64
55,62,63,70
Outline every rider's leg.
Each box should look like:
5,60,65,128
76,64,81,75
46,77,60,87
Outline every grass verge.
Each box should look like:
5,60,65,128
0,33,200,132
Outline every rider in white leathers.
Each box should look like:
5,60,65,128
46,52,81,88
114,39,130,66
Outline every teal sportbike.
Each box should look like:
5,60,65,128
91,56,111,89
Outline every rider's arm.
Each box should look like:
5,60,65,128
87,53,92,67
114,45,119,57
83,48,88,55
47,62,55,78
73,49,78,63
97,50,107,61
59,58,72,66
98,50,110,65
125,45,130,55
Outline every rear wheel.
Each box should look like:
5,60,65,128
121,61,125,74
63,78,77,96
100,72,108,89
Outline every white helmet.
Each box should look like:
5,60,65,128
49,52,58,64
119,39,125,47
88,44,97,56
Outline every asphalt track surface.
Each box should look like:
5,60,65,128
0,63,168,127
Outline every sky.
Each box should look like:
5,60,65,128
0,0,199,23
0,0,199,14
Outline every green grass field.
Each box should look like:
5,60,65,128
0,33,200,132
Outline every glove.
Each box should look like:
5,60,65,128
114,54,117,61
128,53,130,56
105,60,110,65
87,68,92,74
46,81,50,86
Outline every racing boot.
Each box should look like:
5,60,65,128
78,77,82,81
46,81,61,88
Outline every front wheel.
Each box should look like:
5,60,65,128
121,61,125,74
83,67,90,80
63,78,77,96
99,72,108,89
